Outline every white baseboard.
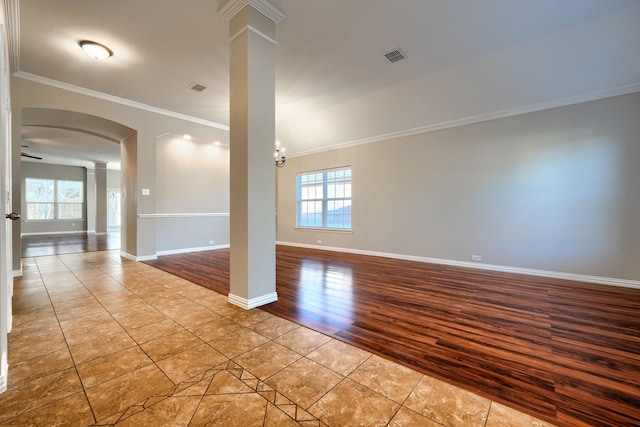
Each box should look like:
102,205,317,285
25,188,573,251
121,245,229,262
228,292,278,310
276,241,640,289
12,269,22,278
156,244,230,257
120,251,157,262
21,230,86,236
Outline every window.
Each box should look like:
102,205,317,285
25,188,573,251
296,168,351,229
107,188,121,227
25,178,84,220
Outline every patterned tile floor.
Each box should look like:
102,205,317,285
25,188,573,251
0,251,556,426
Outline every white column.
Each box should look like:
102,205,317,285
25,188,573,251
86,168,96,233
94,162,107,234
219,0,285,309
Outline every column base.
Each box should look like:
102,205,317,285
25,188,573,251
228,292,278,310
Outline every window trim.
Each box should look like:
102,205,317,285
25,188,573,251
295,166,352,231
25,177,84,221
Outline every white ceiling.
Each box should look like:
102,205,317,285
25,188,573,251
11,0,640,167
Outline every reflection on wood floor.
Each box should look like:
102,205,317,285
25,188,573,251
21,231,120,257
145,245,640,427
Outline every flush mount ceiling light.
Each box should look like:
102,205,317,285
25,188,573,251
78,40,113,60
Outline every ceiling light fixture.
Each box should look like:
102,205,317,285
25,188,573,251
78,40,113,60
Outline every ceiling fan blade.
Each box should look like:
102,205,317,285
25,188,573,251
21,152,43,160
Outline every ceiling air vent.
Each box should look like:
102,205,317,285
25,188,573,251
188,82,207,92
384,48,406,63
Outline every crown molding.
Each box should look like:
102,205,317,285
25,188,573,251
14,71,230,131
218,0,285,23
289,82,640,158
4,0,20,74
229,25,277,45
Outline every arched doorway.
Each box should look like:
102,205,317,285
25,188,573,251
18,108,135,257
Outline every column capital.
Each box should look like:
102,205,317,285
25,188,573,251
218,0,285,23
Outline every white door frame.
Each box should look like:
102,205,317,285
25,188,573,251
0,23,13,394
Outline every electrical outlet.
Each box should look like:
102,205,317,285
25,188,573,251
317,239,323,244
472,255,481,261
208,240,215,245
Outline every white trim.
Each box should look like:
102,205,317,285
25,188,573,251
119,251,157,262
229,25,277,45
289,83,640,158
137,212,230,219
228,291,278,310
218,0,285,23
20,230,86,236
294,227,353,234
276,241,640,289
0,351,6,394
12,269,22,278
4,0,20,74
14,72,229,131
157,244,229,256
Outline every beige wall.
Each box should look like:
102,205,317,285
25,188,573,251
277,92,640,282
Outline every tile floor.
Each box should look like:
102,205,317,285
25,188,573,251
0,251,556,426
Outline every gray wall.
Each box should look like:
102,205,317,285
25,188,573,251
20,162,87,234
277,92,640,282
155,135,230,253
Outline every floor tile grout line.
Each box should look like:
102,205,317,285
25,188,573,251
184,372,215,427
57,251,323,424
90,261,331,424
122,261,421,425
35,254,101,425
60,256,193,424
48,253,196,424
27,258,355,425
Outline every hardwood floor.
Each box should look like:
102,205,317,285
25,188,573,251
21,232,120,257
145,245,640,427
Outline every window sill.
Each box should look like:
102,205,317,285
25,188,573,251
294,227,352,234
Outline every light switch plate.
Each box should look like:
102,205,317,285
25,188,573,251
141,188,150,196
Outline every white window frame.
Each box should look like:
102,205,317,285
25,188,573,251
296,167,352,231
25,178,84,221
